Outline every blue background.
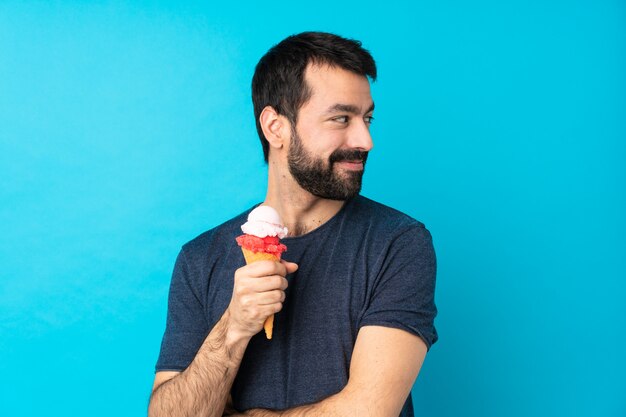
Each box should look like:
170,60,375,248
1,1,624,416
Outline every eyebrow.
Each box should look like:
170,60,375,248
325,102,375,115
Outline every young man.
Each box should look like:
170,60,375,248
149,32,437,417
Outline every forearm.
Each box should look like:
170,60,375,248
242,385,366,417
253,400,341,417
149,311,249,417
240,398,336,417
241,374,411,417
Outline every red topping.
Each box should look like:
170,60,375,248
236,234,287,255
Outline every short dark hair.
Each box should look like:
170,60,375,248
252,32,377,162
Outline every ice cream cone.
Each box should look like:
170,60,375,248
240,247,281,339
241,247,281,264
236,205,288,341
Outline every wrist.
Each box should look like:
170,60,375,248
221,310,251,360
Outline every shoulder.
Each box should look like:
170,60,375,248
179,206,253,264
350,195,429,238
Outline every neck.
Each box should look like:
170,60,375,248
264,159,346,237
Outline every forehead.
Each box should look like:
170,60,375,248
302,63,373,113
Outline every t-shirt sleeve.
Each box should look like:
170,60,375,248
359,225,438,350
155,248,209,372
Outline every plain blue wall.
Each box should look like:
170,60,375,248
1,1,624,416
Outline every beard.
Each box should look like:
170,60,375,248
287,128,368,201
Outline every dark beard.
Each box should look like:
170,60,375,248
287,128,368,200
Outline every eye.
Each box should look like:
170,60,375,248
365,115,375,125
333,116,349,124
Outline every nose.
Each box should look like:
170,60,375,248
346,118,374,152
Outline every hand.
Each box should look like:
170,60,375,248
227,259,298,339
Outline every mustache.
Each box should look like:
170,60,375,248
329,149,369,165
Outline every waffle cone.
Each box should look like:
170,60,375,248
241,248,281,264
240,247,281,339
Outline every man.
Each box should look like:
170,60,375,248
149,32,437,417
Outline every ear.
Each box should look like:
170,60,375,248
259,106,290,150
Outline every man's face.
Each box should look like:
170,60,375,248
286,64,374,200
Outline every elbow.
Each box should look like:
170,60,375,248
147,393,160,417
147,385,167,417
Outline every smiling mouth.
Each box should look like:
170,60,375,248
330,149,368,171
335,160,364,170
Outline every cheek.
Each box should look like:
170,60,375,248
296,119,345,155
312,130,346,155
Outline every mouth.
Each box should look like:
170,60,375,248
335,160,364,170
329,150,368,172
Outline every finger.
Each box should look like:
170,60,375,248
247,304,282,321
265,302,283,314
256,289,285,305
240,275,288,292
241,260,288,277
281,260,298,274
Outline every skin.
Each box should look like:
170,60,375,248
148,63,428,417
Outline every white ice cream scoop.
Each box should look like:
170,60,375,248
241,205,288,238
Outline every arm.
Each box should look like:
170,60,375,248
148,311,247,417
148,259,298,417
241,325,428,417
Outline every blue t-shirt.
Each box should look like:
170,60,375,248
155,195,438,416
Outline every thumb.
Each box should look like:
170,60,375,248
281,260,299,274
